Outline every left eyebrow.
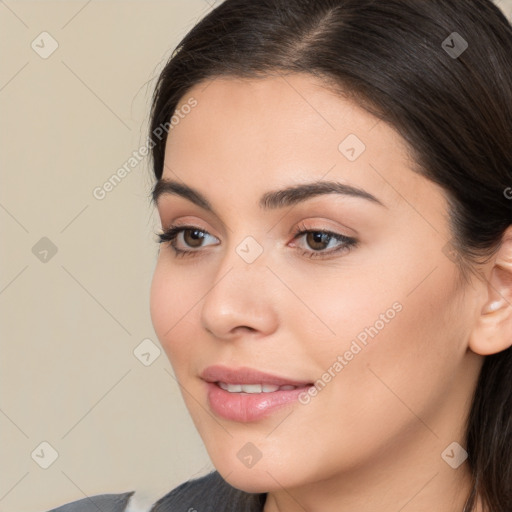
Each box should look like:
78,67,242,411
151,178,387,213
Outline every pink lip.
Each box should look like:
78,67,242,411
200,365,312,387
200,365,313,422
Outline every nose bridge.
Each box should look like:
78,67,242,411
200,231,278,337
216,230,270,284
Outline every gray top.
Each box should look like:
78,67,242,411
44,471,266,512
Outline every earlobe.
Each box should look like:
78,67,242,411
468,226,512,356
469,292,511,356
481,297,506,314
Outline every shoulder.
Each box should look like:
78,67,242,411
43,491,136,512
149,470,266,512
42,471,265,512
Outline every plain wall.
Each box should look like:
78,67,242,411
1,1,511,511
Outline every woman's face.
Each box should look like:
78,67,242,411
150,73,483,495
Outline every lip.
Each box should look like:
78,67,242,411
200,365,312,387
200,365,313,422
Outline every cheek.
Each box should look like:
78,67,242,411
300,250,464,414
275,257,404,372
320,263,464,433
149,262,172,344
149,259,201,364
309,238,454,367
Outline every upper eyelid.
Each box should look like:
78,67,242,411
160,212,357,235
161,224,355,245
161,223,346,236
159,225,219,246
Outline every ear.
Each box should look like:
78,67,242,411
469,225,512,356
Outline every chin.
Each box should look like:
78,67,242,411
217,464,291,494
205,442,302,494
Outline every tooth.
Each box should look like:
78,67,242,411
217,382,298,393
219,382,242,392
241,384,263,393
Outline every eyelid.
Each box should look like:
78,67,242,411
159,223,219,246
290,221,357,252
288,216,357,237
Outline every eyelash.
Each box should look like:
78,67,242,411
156,222,358,260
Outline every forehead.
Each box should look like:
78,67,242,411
162,73,431,212
171,73,384,148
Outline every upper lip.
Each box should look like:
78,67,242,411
200,365,312,387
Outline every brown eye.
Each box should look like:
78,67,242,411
290,224,358,259
182,228,207,248
305,232,332,251
156,225,219,256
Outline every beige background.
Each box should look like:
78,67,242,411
1,1,511,511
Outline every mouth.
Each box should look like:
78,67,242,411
200,364,313,387
216,382,301,393
200,365,314,422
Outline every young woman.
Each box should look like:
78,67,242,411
48,0,512,510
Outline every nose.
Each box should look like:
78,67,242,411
200,238,279,341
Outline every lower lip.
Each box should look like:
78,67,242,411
205,382,311,422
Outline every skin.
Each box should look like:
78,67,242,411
150,73,512,512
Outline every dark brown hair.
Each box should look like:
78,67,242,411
148,1,512,510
